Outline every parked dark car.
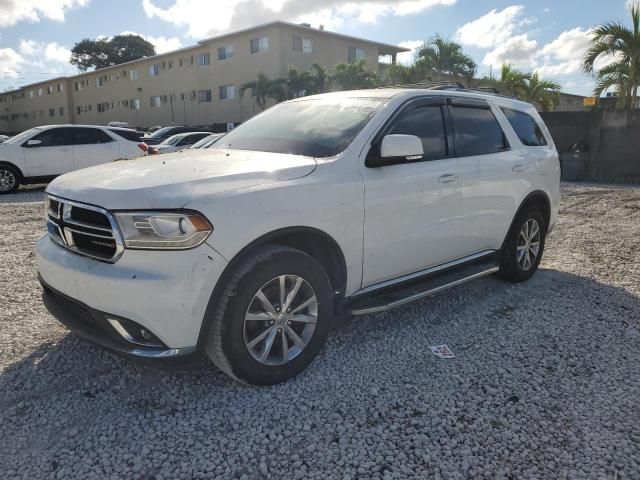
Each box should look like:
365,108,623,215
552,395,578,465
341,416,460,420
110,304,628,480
142,126,211,145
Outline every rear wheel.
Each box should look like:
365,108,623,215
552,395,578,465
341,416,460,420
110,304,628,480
204,245,333,385
498,208,546,283
0,165,20,194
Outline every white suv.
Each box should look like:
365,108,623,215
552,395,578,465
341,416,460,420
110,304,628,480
0,124,145,194
37,89,560,385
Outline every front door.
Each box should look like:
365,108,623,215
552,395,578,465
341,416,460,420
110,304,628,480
360,98,465,287
21,127,74,177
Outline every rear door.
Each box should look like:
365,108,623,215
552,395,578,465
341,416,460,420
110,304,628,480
447,97,522,254
21,127,74,176
360,97,466,286
71,127,119,170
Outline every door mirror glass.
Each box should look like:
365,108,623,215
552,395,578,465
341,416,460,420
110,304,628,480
26,139,42,147
381,134,423,160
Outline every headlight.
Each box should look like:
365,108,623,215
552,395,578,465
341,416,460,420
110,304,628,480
114,211,212,250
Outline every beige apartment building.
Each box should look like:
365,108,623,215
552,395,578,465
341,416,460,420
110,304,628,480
0,22,407,133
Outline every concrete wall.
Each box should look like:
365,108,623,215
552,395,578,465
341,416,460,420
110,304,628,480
541,110,640,184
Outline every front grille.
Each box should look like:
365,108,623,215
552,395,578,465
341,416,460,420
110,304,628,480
46,195,123,262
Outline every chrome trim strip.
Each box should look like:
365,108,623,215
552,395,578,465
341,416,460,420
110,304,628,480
64,226,115,240
356,250,496,296
46,194,125,263
351,267,499,316
130,346,197,358
106,318,165,348
62,217,113,234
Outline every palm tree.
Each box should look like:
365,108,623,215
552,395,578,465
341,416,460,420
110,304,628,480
522,72,561,111
383,64,424,85
583,3,640,108
239,73,286,109
593,60,631,107
307,63,330,94
331,60,378,90
284,65,313,99
494,64,531,97
415,35,476,78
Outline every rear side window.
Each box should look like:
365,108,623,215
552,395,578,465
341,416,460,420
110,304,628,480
388,106,447,160
72,128,114,145
109,129,142,142
450,106,508,156
30,127,72,147
501,108,548,146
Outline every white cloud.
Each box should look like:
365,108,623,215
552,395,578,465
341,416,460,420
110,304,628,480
455,5,533,49
19,39,42,57
483,34,538,68
120,31,184,54
17,40,71,63
0,48,23,78
0,0,90,28
397,40,423,65
44,43,71,63
541,27,592,62
142,0,457,38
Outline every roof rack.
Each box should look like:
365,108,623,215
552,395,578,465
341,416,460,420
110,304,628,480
379,81,519,100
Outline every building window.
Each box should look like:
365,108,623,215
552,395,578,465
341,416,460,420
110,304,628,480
97,102,110,113
47,85,53,94
197,89,212,103
37,88,43,96
57,83,64,92
149,64,160,77
49,108,55,117
196,52,210,67
219,85,235,100
218,44,233,60
96,75,107,87
129,69,139,80
59,107,65,116
130,98,141,110
150,96,162,108
29,90,35,98
293,36,313,53
348,46,366,63
168,60,174,69
250,36,268,54
190,55,194,65
189,90,197,101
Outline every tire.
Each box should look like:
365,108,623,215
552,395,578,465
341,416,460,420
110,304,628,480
0,164,20,194
204,245,333,386
497,207,546,283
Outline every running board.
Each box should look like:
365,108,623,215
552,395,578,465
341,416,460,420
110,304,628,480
348,259,499,316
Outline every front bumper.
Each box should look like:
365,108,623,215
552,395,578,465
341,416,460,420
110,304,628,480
37,234,228,353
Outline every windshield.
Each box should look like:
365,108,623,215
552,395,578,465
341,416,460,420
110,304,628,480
146,127,180,139
211,97,385,157
161,134,182,146
190,134,222,149
4,127,43,145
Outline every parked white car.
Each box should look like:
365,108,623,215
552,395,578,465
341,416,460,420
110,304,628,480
151,132,212,154
0,125,145,194
37,88,560,385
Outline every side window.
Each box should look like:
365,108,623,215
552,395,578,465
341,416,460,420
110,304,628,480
501,107,548,146
73,128,114,145
388,105,448,161
450,106,509,156
109,129,142,142
29,128,71,147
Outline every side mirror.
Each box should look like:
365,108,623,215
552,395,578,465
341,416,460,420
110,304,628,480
26,139,42,147
366,134,423,167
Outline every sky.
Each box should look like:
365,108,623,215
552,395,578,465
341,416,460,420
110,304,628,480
0,0,633,96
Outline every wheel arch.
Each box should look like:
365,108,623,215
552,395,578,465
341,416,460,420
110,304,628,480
0,161,24,181
502,190,551,249
197,226,348,348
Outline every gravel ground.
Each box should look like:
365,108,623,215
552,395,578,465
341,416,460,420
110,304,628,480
1,183,639,480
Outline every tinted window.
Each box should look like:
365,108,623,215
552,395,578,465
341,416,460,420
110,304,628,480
178,133,208,145
388,105,447,160
72,128,114,145
502,108,548,146
30,128,72,147
109,129,142,142
450,106,508,156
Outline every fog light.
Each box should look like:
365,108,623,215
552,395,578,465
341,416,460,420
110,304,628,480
141,329,152,340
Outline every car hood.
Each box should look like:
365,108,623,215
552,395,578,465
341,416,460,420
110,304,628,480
46,149,317,209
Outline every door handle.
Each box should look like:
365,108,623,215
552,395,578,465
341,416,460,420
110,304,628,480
512,164,525,173
438,174,458,183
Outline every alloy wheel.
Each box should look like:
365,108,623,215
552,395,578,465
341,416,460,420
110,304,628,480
517,218,541,271
0,169,16,192
243,275,318,366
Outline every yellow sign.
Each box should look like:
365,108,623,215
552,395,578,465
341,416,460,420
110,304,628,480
583,96,597,107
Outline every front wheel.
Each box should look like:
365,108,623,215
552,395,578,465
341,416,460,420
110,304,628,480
497,208,546,283
0,165,20,194
204,245,333,385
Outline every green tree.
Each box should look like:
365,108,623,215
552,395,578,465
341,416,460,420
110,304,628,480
70,34,155,71
593,60,631,107
285,65,313,99
382,63,424,85
522,72,562,111
494,64,532,97
415,35,476,78
331,60,378,90
307,63,331,94
582,3,640,108
239,73,287,109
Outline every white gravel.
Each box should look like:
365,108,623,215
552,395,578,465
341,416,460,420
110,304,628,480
1,183,639,480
